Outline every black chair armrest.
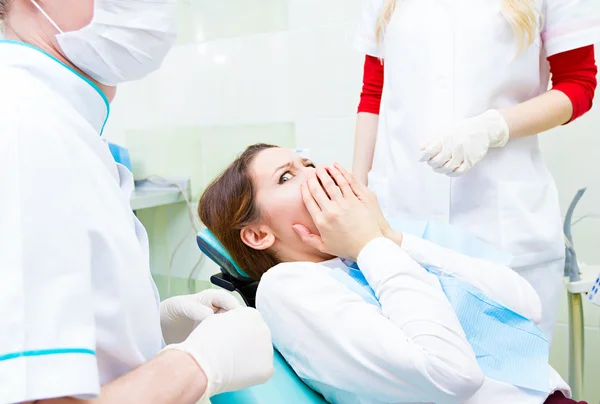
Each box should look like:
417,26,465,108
210,271,258,308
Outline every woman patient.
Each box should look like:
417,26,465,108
198,143,582,404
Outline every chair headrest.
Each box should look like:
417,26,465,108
197,229,252,281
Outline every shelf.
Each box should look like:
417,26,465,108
131,189,185,211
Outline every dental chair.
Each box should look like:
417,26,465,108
196,230,328,404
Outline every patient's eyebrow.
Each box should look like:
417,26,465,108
273,162,293,177
272,159,311,177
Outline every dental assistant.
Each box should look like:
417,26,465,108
0,1,273,403
353,0,600,342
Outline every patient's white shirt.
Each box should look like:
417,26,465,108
256,235,569,404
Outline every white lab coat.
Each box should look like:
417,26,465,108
354,0,600,340
256,236,570,404
0,41,164,403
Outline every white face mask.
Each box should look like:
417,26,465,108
30,0,178,86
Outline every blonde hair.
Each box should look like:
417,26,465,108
376,0,541,50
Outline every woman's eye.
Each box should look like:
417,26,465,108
306,163,316,169
279,172,293,184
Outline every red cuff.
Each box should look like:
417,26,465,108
548,45,597,123
358,55,384,114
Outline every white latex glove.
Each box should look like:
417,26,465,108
419,109,510,176
160,289,240,345
164,307,274,399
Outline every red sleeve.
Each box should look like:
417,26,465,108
357,55,384,114
548,45,598,123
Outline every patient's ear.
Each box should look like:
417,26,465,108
241,225,275,251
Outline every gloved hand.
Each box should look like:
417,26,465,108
419,109,510,176
160,289,240,345
164,307,274,399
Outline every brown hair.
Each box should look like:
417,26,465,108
0,0,10,21
198,143,281,281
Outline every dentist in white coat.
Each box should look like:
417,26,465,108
353,0,600,343
0,1,273,403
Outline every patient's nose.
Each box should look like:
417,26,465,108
300,164,317,178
